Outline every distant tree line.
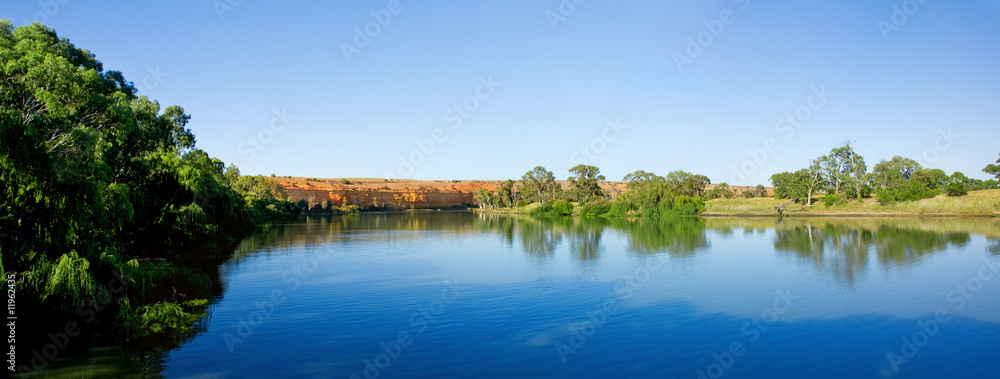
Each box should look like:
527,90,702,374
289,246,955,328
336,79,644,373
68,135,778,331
474,164,721,217
769,142,1000,206
472,146,1000,216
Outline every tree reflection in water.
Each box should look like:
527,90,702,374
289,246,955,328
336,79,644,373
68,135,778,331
238,214,998,288
740,218,981,287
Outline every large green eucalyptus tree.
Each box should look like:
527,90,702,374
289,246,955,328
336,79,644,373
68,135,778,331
520,166,560,204
567,164,606,203
0,21,294,355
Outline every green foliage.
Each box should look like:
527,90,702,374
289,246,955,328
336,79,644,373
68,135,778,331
871,156,921,189
770,170,811,203
131,301,205,338
662,195,706,216
296,198,357,214
983,153,1000,180
865,157,969,203
822,142,865,197
841,184,873,201
567,164,606,203
944,172,969,196
497,179,520,209
529,200,574,216
25,252,100,310
620,170,668,210
529,203,553,215
603,170,706,217
552,200,574,215
875,179,940,204
822,193,847,207
740,185,768,198
771,144,947,204
520,166,561,204
665,170,710,197
910,168,948,191
753,184,768,198
0,22,297,351
968,179,999,191
339,204,361,213
474,188,501,210
705,183,735,199
579,199,611,217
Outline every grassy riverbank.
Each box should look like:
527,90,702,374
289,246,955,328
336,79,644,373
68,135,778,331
703,189,1000,216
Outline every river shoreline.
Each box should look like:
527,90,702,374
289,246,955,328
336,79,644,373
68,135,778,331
701,211,999,217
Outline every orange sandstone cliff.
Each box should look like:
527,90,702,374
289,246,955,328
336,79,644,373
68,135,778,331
278,178,499,210
276,177,770,210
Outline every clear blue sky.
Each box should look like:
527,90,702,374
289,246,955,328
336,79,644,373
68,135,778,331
5,1,999,184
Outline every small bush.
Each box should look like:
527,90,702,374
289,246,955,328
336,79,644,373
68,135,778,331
875,181,940,204
705,183,735,200
822,193,847,207
945,184,967,196
338,205,361,213
552,200,574,215
753,184,768,197
662,195,705,216
945,173,969,196
529,200,574,216
529,203,553,216
579,199,610,217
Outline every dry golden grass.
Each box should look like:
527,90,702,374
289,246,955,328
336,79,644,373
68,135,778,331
703,197,790,214
704,189,1000,216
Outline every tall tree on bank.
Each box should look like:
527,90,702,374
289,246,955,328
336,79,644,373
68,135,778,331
822,143,853,194
841,142,867,200
665,170,710,197
0,22,297,356
770,160,823,206
567,164,606,203
910,168,948,191
520,166,559,204
770,170,810,202
944,172,970,196
498,179,520,210
804,158,825,206
614,169,705,216
753,184,769,198
473,188,500,210
622,170,667,210
984,153,1000,180
871,156,921,189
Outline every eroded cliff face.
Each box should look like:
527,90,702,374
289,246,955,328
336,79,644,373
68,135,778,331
278,178,773,210
280,178,499,210
284,188,480,209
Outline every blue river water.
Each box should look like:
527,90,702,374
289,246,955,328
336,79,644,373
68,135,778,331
154,213,1000,378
